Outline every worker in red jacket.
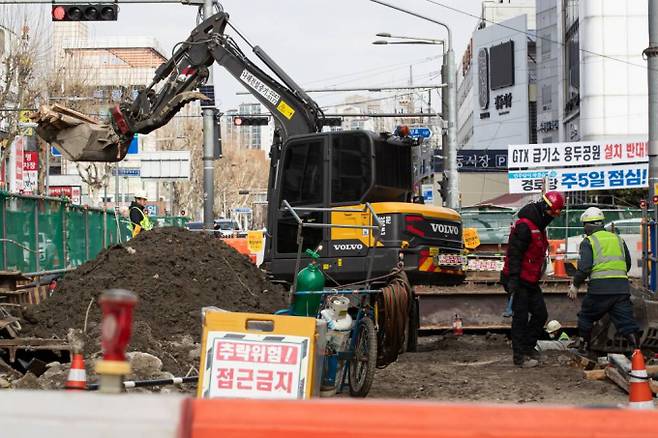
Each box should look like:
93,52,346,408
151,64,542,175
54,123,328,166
501,191,565,368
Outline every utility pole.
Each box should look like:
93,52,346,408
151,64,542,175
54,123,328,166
647,0,658,292
201,0,215,229
648,0,658,201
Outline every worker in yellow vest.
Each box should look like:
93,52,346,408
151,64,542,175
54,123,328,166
128,190,153,238
568,207,639,352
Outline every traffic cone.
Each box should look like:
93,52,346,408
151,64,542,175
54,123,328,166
628,349,655,409
553,251,567,278
65,353,87,390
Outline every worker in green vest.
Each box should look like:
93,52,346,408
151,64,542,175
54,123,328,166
568,207,639,352
129,190,153,238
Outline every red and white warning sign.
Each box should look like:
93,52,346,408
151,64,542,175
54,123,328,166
202,332,309,400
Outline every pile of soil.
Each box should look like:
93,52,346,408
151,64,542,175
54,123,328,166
18,227,289,374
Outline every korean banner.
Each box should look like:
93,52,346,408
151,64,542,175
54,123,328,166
22,151,38,195
203,331,309,400
508,163,649,194
508,140,648,169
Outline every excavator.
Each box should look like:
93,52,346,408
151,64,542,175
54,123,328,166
36,10,465,286
34,10,466,358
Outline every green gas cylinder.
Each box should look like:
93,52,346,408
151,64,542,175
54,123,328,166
293,249,325,316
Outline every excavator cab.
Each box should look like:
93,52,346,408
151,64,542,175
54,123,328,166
266,130,464,286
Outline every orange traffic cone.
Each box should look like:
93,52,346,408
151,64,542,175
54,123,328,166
628,349,654,409
553,251,567,278
65,353,87,390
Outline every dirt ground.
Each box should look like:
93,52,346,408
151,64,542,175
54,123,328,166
368,334,628,405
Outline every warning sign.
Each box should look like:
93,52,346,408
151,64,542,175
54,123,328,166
247,230,264,254
204,333,309,399
198,311,317,400
463,228,480,249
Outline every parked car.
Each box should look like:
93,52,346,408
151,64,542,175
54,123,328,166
186,219,244,238
604,218,641,235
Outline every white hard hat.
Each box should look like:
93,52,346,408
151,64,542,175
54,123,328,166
580,206,604,223
546,320,562,334
134,190,148,200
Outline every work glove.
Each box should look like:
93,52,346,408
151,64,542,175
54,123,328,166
567,283,578,301
507,277,520,295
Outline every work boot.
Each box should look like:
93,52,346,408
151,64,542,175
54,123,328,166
514,357,539,368
524,347,542,361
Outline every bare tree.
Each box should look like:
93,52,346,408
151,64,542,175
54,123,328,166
0,7,49,184
157,111,270,221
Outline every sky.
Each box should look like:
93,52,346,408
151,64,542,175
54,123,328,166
7,0,484,111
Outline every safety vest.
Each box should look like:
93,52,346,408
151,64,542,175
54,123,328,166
128,206,153,234
586,230,627,280
503,217,549,284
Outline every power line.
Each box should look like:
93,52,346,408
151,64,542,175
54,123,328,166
424,0,653,72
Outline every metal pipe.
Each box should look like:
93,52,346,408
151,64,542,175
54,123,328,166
87,375,198,391
34,200,40,274
84,209,90,261
642,207,649,289
2,198,6,271
648,0,658,203
22,267,76,277
201,0,216,231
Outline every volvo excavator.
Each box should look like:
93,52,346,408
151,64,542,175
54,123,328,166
35,11,465,288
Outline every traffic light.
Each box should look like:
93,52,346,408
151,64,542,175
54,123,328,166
52,4,118,22
320,117,342,127
233,116,269,126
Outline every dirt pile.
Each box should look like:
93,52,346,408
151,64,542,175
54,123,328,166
18,227,289,374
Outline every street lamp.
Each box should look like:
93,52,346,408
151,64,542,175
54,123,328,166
370,0,458,210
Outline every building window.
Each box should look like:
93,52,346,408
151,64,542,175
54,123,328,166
543,136,553,144
564,1,580,115
542,84,552,111
0,29,5,58
541,32,551,61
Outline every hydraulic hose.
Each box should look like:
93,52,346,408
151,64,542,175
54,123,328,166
376,271,412,368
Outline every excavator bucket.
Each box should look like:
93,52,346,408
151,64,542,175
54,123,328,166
32,105,128,162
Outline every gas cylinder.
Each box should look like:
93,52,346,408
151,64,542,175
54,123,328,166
293,249,325,316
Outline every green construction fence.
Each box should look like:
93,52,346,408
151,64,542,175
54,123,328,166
0,192,189,276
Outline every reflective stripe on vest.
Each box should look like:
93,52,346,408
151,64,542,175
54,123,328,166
587,231,627,280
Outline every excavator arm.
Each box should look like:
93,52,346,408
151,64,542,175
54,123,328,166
35,11,324,162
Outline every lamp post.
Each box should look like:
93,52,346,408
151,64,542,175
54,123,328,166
373,34,444,203
370,0,458,210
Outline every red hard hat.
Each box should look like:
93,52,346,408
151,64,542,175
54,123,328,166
543,191,565,214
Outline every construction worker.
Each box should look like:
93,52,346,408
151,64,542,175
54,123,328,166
501,191,565,368
568,207,639,352
129,190,153,238
545,320,570,341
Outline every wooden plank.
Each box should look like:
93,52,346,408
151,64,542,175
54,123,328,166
605,367,630,393
584,369,607,381
0,357,22,378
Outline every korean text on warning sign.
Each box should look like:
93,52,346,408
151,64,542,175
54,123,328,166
209,338,305,399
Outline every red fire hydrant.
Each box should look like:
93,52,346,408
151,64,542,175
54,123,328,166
452,314,464,336
95,289,138,393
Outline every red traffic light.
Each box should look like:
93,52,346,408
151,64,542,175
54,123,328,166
653,196,658,205
640,199,648,209
233,116,268,126
51,4,118,21
52,6,66,20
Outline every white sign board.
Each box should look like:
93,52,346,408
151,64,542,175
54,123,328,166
508,140,648,169
139,151,190,180
202,331,309,400
508,163,649,194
